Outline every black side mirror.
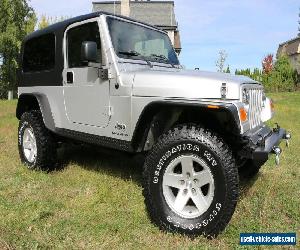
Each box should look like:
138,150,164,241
81,41,97,62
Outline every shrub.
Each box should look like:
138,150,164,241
235,55,298,92
263,55,298,92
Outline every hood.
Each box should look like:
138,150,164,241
123,68,258,100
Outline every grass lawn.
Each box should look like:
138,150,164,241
0,92,299,249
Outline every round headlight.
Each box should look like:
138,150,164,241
242,89,249,104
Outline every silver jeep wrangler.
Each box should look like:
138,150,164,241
16,12,290,237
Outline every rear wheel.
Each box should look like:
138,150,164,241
18,110,57,171
143,125,239,237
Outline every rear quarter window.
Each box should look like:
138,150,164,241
23,33,55,72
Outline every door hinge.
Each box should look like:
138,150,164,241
103,106,113,117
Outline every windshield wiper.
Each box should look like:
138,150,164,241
150,54,168,61
118,50,153,68
150,54,175,68
118,50,141,57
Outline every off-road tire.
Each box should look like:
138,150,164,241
18,110,57,171
143,124,239,238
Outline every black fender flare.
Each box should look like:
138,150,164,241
16,93,56,132
131,100,241,152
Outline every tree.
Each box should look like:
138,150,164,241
225,65,231,73
215,50,227,72
262,54,273,74
0,0,36,98
235,68,262,82
266,55,298,92
38,15,50,30
298,7,300,37
38,15,68,30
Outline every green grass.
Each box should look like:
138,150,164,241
0,93,299,249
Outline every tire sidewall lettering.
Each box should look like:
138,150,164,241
166,203,222,231
150,141,227,234
152,143,219,183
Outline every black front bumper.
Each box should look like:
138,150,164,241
240,124,288,165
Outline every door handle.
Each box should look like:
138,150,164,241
67,72,73,84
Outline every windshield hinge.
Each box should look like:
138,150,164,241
99,67,113,80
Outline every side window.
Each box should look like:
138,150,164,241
23,33,55,72
67,22,101,68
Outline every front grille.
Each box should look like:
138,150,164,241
248,87,263,129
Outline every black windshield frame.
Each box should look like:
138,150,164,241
106,17,180,66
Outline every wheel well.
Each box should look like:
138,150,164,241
131,102,240,152
16,95,40,120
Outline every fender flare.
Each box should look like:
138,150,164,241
16,93,56,132
131,100,241,152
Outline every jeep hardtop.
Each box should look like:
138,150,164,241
16,12,291,237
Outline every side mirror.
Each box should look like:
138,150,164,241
81,41,97,62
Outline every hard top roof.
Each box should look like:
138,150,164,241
24,11,161,42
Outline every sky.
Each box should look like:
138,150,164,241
30,0,299,71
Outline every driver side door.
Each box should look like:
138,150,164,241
63,19,110,128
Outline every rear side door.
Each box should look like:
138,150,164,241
62,19,110,128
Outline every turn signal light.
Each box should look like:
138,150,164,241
239,108,248,122
207,105,220,109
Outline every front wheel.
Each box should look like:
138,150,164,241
143,125,239,238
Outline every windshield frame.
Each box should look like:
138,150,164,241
105,15,180,67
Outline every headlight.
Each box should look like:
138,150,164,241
242,89,249,104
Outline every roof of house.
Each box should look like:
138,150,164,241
278,36,300,46
92,1,177,28
277,36,300,56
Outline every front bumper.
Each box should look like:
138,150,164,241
240,124,290,165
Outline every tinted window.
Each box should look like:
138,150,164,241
67,22,101,68
23,33,55,72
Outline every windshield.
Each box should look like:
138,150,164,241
107,17,180,66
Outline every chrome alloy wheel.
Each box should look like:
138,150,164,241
22,127,37,163
162,155,215,219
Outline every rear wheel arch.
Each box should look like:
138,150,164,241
131,101,241,152
16,94,55,131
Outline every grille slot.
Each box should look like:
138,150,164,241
247,88,263,129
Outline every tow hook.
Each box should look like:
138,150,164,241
272,146,282,166
284,132,291,148
273,123,280,133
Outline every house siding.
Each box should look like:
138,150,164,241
277,37,300,73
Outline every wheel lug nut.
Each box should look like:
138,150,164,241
192,188,196,194
193,179,198,184
180,180,185,185
186,172,191,178
183,189,188,194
